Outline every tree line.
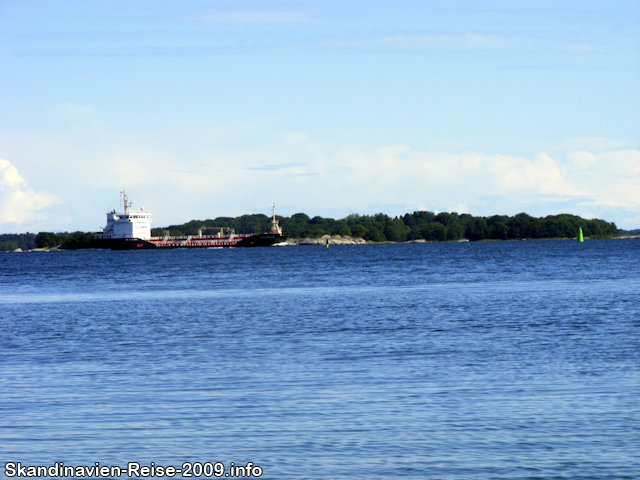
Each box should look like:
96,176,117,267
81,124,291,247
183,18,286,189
155,211,619,243
0,211,621,251
0,233,36,252
0,231,99,251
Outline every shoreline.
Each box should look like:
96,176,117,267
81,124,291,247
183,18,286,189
4,234,639,252
287,234,640,246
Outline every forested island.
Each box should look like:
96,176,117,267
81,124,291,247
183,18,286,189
1,210,626,251
155,211,620,243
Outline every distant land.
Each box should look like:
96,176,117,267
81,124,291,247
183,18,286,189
1,211,631,251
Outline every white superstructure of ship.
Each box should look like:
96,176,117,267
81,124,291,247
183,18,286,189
96,190,152,241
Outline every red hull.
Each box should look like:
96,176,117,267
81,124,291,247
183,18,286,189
100,232,286,250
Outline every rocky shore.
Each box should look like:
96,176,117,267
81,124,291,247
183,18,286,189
6,246,62,253
284,235,453,245
286,234,367,246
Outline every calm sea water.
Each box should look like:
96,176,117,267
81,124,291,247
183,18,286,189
1,240,639,479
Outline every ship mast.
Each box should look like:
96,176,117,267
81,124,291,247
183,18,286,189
121,189,131,214
271,203,282,234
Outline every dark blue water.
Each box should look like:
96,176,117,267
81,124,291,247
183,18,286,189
1,240,639,479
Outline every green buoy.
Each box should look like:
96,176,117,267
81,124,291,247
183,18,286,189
577,227,584,243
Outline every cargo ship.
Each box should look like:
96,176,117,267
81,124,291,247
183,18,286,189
95,191,285,249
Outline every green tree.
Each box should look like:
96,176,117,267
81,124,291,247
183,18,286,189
0,233,36,250
384,219,409,242
60,232,99,249
508,213,532,238
336,222,352,237
352,224,367,238
36,232,61,248
0,241,19,251
465,218,486,240
365,226,387,242
487,216,510,240
446,221,465,240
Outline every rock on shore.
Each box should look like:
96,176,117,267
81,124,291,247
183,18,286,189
287,234,367,246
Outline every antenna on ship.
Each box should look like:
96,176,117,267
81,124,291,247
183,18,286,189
271,203,282,235
120,189,131,214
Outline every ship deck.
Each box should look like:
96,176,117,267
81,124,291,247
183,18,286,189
147,234,252,248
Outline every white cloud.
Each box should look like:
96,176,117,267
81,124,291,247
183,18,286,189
452,204,469,214
567,151,598,170
0,158,60,229
564,149,640,209
325,149,584,202
0,158,25,188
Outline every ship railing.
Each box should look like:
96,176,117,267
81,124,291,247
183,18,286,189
149,233,256,242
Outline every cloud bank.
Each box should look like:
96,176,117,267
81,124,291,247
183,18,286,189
252,145,640,226
76,136,638,229
2,129,638,232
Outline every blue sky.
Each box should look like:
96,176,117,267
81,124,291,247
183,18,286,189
1,0,639,232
